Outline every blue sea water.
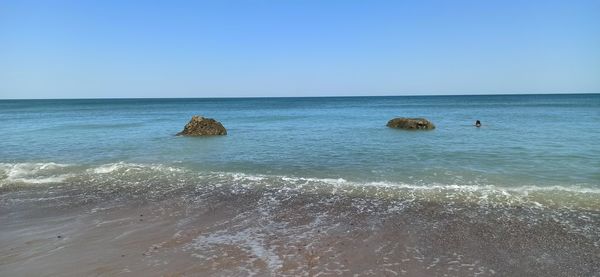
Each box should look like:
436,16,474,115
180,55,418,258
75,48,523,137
2,94,600,276
1,94,599,187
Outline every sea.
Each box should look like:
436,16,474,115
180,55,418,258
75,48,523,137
1,94,599,276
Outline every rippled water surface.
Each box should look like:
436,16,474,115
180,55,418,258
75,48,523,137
1,94,599,276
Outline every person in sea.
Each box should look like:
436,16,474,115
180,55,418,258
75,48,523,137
475,120,481,127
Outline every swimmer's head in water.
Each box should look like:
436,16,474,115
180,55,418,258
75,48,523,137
475,120,481,127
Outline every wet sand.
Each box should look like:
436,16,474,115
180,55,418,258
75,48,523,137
1,183,599,276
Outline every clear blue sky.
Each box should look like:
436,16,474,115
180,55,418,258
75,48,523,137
1,0,599,99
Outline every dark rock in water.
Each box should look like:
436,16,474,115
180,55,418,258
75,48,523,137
177,116,227,136
387,117,435,130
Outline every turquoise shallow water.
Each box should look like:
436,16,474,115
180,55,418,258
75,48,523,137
1,94,599,187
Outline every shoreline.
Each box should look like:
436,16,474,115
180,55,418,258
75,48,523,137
2,173,599,276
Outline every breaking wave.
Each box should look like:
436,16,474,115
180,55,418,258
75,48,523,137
1,162,599,210
0,162,75,184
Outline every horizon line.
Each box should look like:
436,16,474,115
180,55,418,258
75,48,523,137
1,92,598,101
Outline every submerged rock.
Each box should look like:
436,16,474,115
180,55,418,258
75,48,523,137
177,116,227,136
386,117,435,130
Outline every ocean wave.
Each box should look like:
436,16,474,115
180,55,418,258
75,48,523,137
1,162,599,209
88,161,183,174
223,171,600,195
0,162,74,185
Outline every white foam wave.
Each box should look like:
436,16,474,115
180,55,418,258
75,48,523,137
9,175,74,184
210,172,600,209
0,162,73,185
216,172,600,196
89,162,184,174
91,162,126,174
0,162,184,185
0,162,69,172
1,162,599,206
